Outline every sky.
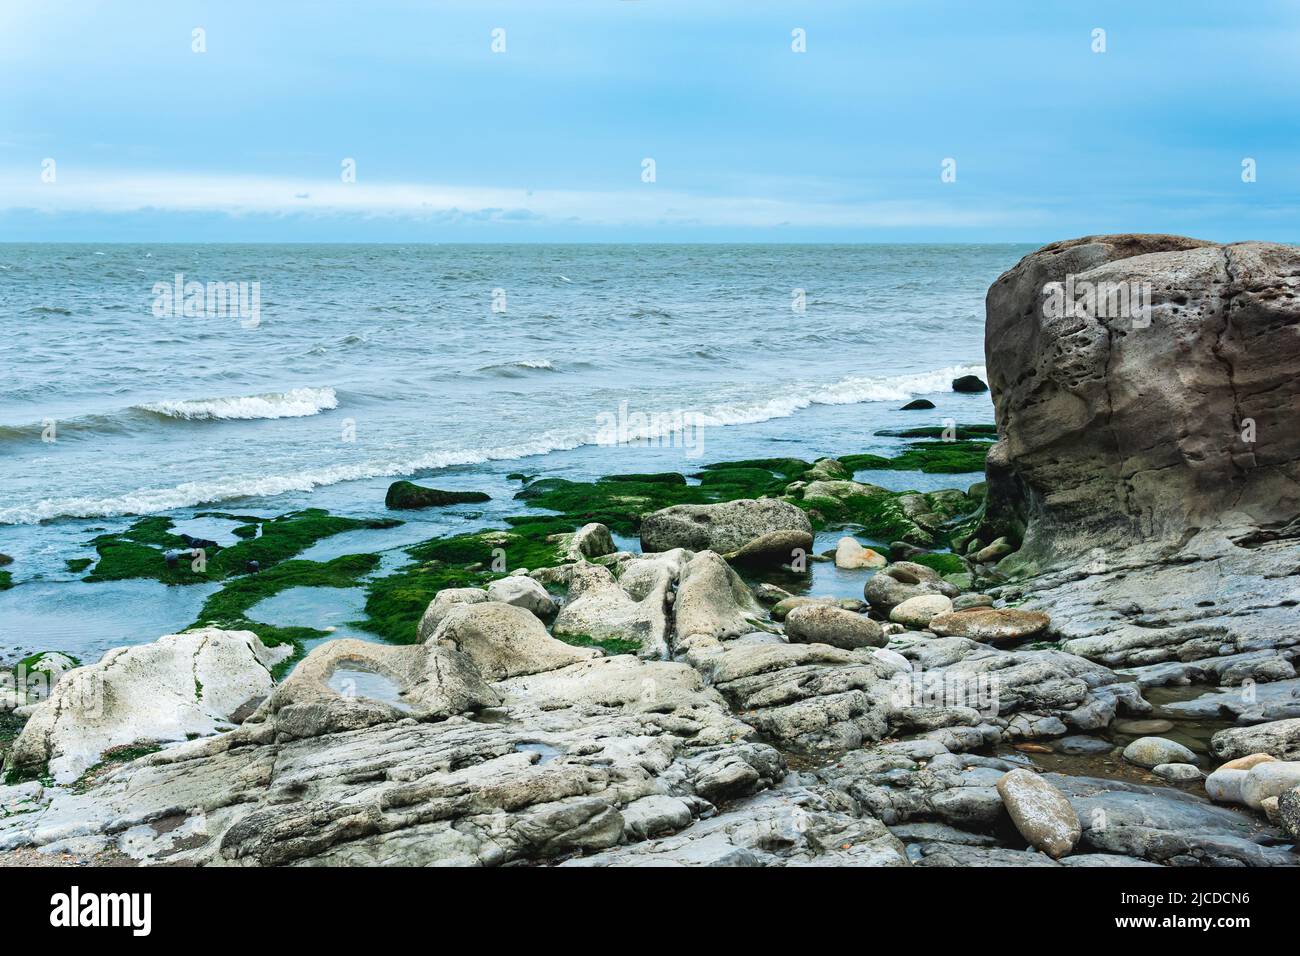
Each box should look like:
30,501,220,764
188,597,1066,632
2,0,1299,243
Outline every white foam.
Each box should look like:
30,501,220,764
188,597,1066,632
0,365,986,524
136,387,338,421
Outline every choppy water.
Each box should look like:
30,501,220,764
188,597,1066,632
0,243,1021,660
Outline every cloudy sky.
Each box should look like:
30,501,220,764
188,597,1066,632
3,0,1298,242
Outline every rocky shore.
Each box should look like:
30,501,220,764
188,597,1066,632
1,235,1297,868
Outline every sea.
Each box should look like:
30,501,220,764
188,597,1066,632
0,243,1027,663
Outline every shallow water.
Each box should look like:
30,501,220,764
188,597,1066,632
325,666,410,712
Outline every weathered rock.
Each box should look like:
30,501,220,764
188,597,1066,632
1053,773,1295,866
723,529,814,567
1122,736,1197,769
10,628,289,783
1211,718,1300,761
384,480,490,510
431,602,599,680
952,374,988,393
784,604,886,650
671,551,765,654
901,399,935,410
951,593,994,611
1204,754,1278,804
1279,787,1300,839
639,499,812,561
834,536,887,570
416,587,489,640
996,768,1081,859
982,236,1300,564
486,575,557,619
551,561,670,659
1239,761,1300,810
864,562,958,612
927,607,1050,644
890,594,953,629
1152,763,1204,784
247,638,497,741
560,522,616,561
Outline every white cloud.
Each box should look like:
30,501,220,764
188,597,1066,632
0,168,1036,229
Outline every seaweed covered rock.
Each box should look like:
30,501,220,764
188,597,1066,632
385,481,490,510
11,628,289,783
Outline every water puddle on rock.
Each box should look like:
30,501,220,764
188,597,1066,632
326,666,411,712
514,742,563,764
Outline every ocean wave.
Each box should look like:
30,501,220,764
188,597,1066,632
135,387,339,421
476,359,558,376
0,364,986,524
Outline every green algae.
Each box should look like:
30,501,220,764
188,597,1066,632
361,520,572,645
873,424,996,440
191,552,382,670
552,633,641,656
81,509,400,584
841,440,992,475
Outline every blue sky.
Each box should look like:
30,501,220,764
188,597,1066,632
3,0,1299,242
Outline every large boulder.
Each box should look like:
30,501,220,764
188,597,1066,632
10,628,289,783
980,236,1300,563
639,499,812,565
430,602,599,680
671,551,765,653
417,587,489,640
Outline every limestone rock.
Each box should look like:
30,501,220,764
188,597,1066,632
431,601,599,680
981,236,1300,563
1212,719,1300,761
486,575,557,619
417,587,489,640
834,537,887,570
784,604,886,650
247,638,497,740
864,562,958,613
10,628,289,783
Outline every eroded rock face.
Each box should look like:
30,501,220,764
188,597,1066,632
245,638,498,741
431,602,600,680
11,628,289,783
982,235,1300,563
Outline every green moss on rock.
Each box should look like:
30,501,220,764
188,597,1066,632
385,481,491,510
